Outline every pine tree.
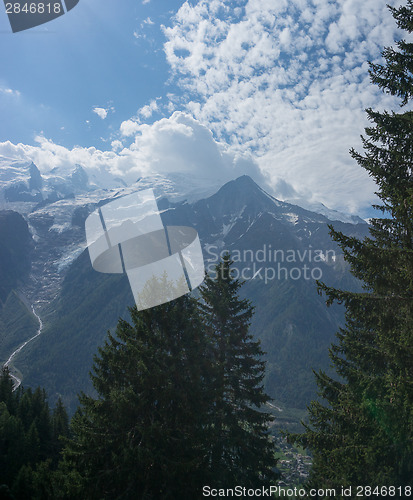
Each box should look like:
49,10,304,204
63,295,215,499
0,369,70,498
12,464,35,500
199,254,278,487
64,257,278,497
0,367,18,414
51,397,70,460
290,1,413,490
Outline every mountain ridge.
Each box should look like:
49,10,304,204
0,172,369,414
0,154,366,224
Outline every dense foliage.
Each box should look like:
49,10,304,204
0,368,70,499
199,255,278,488
61,256,277,498
290,1,413,491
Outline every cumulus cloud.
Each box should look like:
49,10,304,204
126,111,265,184
120,99,160,136
161,0,404,213
120,119,141,137
0,113,265,188
139,99,159,118
2,0,407,216
111,140,124,152
0,136,124,177
93,107,108,120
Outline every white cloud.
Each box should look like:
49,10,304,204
161,0,404,213
139,99,159,118
134,15,155,40
92,107,108,120
120,99,160,136
142,17,154,26
0,87,21,97
0,113,265,189
111,140,123,152
142,0,150,4
2,0,407,217
125,111,265,184
120,119,141,137
0,137,122,177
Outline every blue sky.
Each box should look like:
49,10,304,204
0,0,407,217
0,0,182,146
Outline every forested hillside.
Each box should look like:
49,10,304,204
0,368,69,499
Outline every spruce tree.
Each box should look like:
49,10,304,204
63,295,215,499
199,254,278,488
64,257,278,497
290,1,413,491
0,368,70,498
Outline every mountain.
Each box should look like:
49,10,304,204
285,197,366,224
0,210,33,303
0,156,128,208
0,169,369,414
0,160,43,203
134,172,228,203
0,211,38,368
161,176,368,406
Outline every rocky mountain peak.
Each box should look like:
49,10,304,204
71,165,89,190
29,162,43,191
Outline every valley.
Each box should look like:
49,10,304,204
0,160,369,417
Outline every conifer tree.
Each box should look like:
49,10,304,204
51,397,70,461
291,1,413,490
199,254,278,487
64,295,215,499
0,368,70,498
64,258,278,497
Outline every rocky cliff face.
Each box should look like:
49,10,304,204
0,210,33,303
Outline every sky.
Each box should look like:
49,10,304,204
0,0,408,217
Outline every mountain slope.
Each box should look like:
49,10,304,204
0,211,38,365
9,175,368,413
